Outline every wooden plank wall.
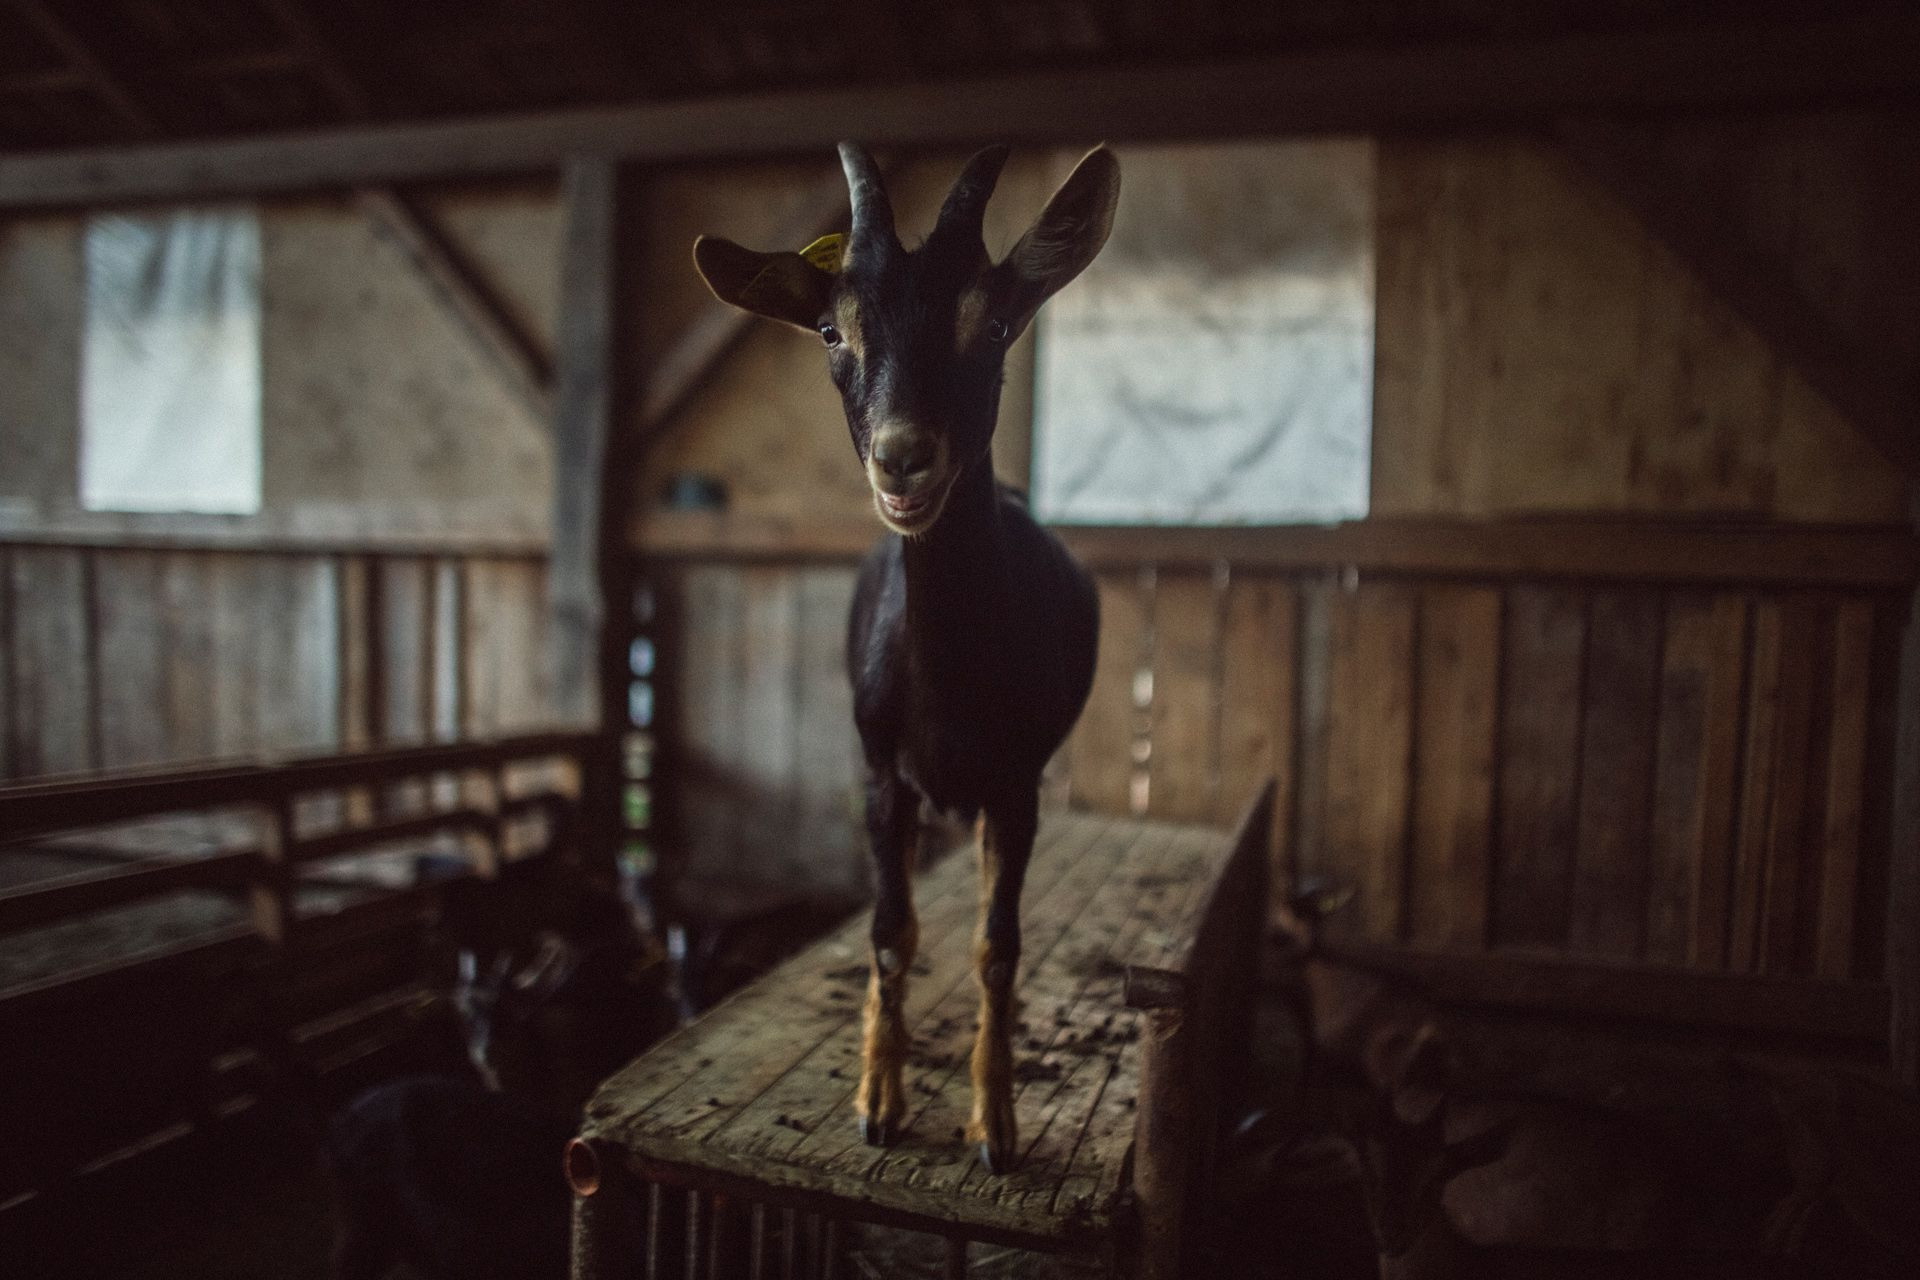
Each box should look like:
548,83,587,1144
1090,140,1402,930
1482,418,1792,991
655,562,866,901
1064,567,1895,983
649,546,1899,984
0,543,554,783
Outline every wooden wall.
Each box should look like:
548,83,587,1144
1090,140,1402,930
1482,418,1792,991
1065,557,1898,983
0,542,552,781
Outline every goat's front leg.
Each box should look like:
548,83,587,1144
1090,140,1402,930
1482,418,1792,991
858,770,920,1146
970,789,1037,1173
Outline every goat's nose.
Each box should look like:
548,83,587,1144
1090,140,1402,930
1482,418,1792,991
872,432,935,480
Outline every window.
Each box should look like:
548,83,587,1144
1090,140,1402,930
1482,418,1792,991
1031,140,1374,525
80,206,262,514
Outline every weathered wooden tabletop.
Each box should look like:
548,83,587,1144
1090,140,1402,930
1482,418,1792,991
579,808,1231,1252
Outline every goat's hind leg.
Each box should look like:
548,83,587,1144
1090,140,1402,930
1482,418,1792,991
970,790,1037,1174
857,770,920,1146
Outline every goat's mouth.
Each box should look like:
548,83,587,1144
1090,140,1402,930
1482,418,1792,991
870,474,952,537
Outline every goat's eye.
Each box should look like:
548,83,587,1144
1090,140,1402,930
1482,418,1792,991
986,318,1010,344
819,323,842,347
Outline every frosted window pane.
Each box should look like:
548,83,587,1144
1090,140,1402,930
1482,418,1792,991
81,207,262,514
1032,140,1373,525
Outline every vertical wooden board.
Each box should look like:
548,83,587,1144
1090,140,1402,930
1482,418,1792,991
674,565,744,879
794,566,862,897
1646,594,1747,969
7,547,97,776
1069,570,1147,817
1322,582,1416,942
1291,577,1334,882
337,557,374,751
1217,576,1296,901
1855,598,1904,983
1814,600,1872,978
0,548,10,779
464,558,549,736
378,557,432,743
1729,599,1782,972
1759,600,1821,976
1491,586,1587,950
1146,570,1221,822
255,556,339,756
430,559,465,742
93,549,169,771
1406,584,1500,952
737,566,799,885
1569,591,1663,959
210,554,263,758
161,552,218,763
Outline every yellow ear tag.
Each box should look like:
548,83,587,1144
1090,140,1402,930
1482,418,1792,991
799,233,845,274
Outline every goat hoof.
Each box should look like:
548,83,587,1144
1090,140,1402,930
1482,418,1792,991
976,1141,1012,1175
859,1116,895,1147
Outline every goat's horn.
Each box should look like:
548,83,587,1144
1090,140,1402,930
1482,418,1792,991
933,145,1010,246
838,141,896,260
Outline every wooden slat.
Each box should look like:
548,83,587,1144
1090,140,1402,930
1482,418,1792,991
1730,600,1783,972
1491,586,1586,949
1145,570,1219,822
1816,600,1874,979
378,557,431,741
1405,585,1499,951
1215,575,1294,898
1759,601,1821,975
1646,594,1748,968
1290,578,1334,883
673,566,746,878
7,17,1920,206
1321,583,1415,941
738,566,800,884
92,550,168,770
1069,570,1147,816
1569,591,1663,959
0,730,595,841
792,567,861,897
0,851,260,934
632,510,1920,591
7,547,96,776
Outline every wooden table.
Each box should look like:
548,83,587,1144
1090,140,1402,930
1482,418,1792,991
569,786,1273,1279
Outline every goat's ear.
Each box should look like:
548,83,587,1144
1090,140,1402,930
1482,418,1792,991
693,234,836,331
1000,145,1121,324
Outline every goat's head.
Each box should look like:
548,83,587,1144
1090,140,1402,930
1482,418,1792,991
693,143,1120,536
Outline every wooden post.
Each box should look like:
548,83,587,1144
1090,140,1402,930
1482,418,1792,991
1891,495,1920,1088
567,1137,636,1280
550,155,644,867
1131,1002,1192,1280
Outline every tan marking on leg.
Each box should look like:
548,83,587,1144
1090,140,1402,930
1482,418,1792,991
856,826,917,1138
967,814,1018,1169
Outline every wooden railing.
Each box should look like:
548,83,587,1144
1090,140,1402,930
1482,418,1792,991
634,510,1914,1048
0,730,593,1200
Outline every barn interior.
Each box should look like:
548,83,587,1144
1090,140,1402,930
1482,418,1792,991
2,3,1919,1278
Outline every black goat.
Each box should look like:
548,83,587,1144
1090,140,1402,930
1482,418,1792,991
693,142,1118,1171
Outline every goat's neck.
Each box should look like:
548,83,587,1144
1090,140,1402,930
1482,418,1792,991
899,458,1005,662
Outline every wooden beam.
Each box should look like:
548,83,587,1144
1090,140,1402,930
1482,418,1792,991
642,158,891,429
630,510,1920,591
5,17,1920,207
5,0,161,138
1313,942,1891,1044
1557,119,1920,477
358,187,555,423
